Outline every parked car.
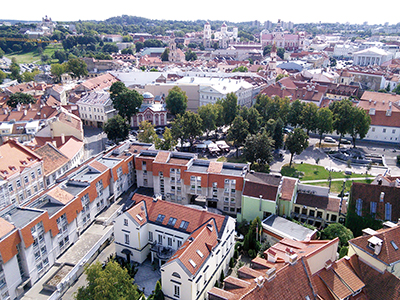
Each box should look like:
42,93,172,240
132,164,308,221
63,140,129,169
340,139,351,145
324,136,336,143
283,127,292,134
155,127,165,135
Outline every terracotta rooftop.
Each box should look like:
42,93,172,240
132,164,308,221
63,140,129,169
0,217,15,239
46,186,74,205
130,193,227,235
33,143,69,175
296,193,347,214
280,177,297,201
207,161,223,174
59,137,84,160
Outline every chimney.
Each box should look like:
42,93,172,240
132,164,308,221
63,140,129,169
23,110,27,116
368,236,383,255
61,133,65,145
267,249,277,263
288,253,298,265
266,268,276,281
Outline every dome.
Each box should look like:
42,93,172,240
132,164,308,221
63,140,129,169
143,92,154,99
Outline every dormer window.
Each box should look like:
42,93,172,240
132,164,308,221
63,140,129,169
369,108,375,115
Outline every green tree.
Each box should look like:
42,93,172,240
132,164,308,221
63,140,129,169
301,102,319,135
273,117,285,150
66,58,88,79
316,107,333,146
244,129,274,170
198,103,217,137
221,93,239,125
393,83,400,95
74,261,140,300
165,86,188,116
137,121,158,144
348,107,371,148
7,92,36,108
232,66,248,72
277,47,285,60
9,58,21,81
185,49,197,61
239,106,261,135
275,73,289,82
329,99,353,148
263,45,272,56
181,111,203,148
161,48,169,61
148,280,164,300
286,128,309,166
287,99,304,128
155,127,177,151
51,63,66,83
22,69,40,82
0,70,6,83
227,115,249,158
110,82,143,121
321,223,354,248
103,115,130,144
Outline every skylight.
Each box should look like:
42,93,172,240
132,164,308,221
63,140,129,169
136,214,143,221
167,217,177,226
391,240,399,251
156,214,165,223
196,250,204,258
179,220,189,230
189,259,197,268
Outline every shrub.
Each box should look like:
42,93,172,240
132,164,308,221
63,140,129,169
339,246,349,259
234,249,239,259
248,249,256,258
229,257,235,268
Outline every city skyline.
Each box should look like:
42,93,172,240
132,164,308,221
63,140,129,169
1,0,399,26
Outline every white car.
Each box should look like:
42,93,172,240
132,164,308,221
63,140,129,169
324,136,336,143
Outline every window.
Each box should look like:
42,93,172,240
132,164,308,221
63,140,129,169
16,179,21,188
356,199,363,216
38,168,42,176
167,217,177,226
149,231,153,242
168,237,172,246
383,128,387,133
385,203,392,221
294,206,300,214
174,285,180,297
31,171,36,180
8,184,13,192
24,175,29,183
223,206,228,211
370,202,377,214
331,214,337,222
156,214,165,223
179,220,189,230
177,240,182,248
393,129,396,134
124,234,130,245
158,234,163,245
124,219,128,226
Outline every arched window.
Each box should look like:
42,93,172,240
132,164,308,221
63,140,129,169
172,272,181,279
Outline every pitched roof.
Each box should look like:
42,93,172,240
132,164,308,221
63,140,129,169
0,140,42,180
46,186,75,205
350,182,400,222
33,142,69,175
280,177,297,201
167,219,218,276
130,193,227,235
59,137,84,160
349,224,400,266
0,217,16,239
296,193,347,214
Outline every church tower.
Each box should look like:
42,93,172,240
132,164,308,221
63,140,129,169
269,42,277,71
203,21,211,48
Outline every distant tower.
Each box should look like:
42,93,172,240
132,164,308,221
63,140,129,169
269,43,277,71
168,39,177,62
203,21,211,48
220,22,228,49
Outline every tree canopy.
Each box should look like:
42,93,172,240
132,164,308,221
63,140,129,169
244,129,274,171
286,128,309,166
74,261,140,300
7,92,36,108
227,115,249,157
221,93,239,126
110,81,143,121
165,86,188,116
66,58,88,79
137,121,158,144
316,107,333,146
321,223,354,248
103,115,130,143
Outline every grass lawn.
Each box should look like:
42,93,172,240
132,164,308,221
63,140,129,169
281,163,373,181
5,43,62,64
307,179,373,195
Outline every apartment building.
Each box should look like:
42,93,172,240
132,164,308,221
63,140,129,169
0,141,143,299
0,140,45,209
134,150,248,216
114,193,236,300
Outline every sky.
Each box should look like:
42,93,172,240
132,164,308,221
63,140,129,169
1,0,399,25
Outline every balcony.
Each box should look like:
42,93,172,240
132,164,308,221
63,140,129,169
150,242,175,260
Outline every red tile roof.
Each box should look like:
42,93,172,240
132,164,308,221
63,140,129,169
34,142,69,175
280,177,297,201
296,193,347,214
130,193,227,234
